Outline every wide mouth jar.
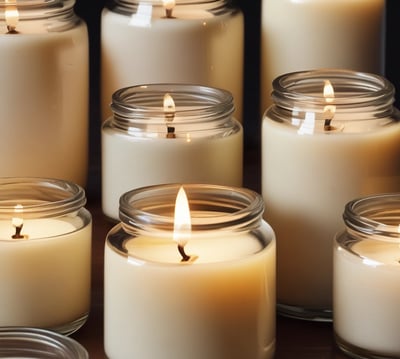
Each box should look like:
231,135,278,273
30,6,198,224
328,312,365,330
108,84,239,138
108,183,274,264
267,69,399,133
341,193,400,243
0,0,80,33
0,327,88,358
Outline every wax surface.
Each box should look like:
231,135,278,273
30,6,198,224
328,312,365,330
0,23,89,185
262,119,400,309
101,125,243,220
0,218,92,329
334,240,400,355
104,230,276,359
260,0,385,111
101,7,243,122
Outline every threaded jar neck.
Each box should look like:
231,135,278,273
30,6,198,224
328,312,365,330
343,193,400,242
268,69,398,130
119,183,264,235
109,84,237,136
0,177,86,219
106,0,232,15
0,0,79,32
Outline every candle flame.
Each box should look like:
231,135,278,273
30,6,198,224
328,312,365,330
163,93,175,119
173,186,191,247
323,80,336,130
5,0,19,33
12,204,23,228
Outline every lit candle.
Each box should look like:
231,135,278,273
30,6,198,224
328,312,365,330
101,0,244,122
334,193,400,358
0,178,92,335
260,0,385,112
0,1,89,186
101,84,243,221
262,69,400,320
104,184,276,359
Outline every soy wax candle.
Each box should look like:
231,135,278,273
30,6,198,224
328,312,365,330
101,0,243,122
0,178,92,335
260,0,385,111
104,184,276,359
262,69,400,321
334,193,400,359
0,0,89,186
101,84,243,221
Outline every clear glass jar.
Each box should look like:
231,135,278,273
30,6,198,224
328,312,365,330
0,327,88,358
100,0,244,122
261,69,400,321
104,183,276,359
0,177,92,335
334,193,400,359
101,84,243,221
0,1,89,186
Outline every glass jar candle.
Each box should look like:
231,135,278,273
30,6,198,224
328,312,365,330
101,83,243,221
101,0,243,122
261,69,400,321
0,1,89,186
260,0,385,112
334,193,400,359
0,327,88,358
0,177,92,335
104,183,276,359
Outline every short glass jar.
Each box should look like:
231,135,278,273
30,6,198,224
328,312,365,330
102,84,243,221
0,177,92,335
334,193,400,359
262,69,400,321
0,327,88,358
100,0,244,122
0,1,89,186
104,183,276,359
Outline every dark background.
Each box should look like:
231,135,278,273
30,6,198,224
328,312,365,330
74,0,400,195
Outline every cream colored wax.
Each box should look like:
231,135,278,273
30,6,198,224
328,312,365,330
334,240,400,356
0,218,92,331
262,119,400,311
101,4,243,121
0,22,89,186
104,231,276,359
260,0,385,111
101,124,243,220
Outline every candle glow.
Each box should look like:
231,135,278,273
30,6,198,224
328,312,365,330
11,204,25,239
163,0,175,18
164,93,176,138
323,80,336,131
5,0,19,34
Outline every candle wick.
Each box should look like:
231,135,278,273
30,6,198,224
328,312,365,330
165,8,174,18
12,224,24,239
324,118,333,131
6,25,18,34
166,126,176,138
178,244,191,262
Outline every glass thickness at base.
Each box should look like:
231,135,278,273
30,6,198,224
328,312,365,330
335,334,400,359
277,303,332,322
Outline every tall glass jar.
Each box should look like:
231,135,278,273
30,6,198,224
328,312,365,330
101,0,244,122
101,83,243,221
260,0,385,112
104,183,276,359
0,1,89,186
334,193,400,359
261,69,400,321
0,177,92,335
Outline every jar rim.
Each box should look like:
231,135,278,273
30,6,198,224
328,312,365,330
272,68,394,108
0,177,86,219
0,327,88,358
119,183,264,232
343,192,400,242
